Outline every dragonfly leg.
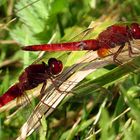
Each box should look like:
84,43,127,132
49,77,74,96
40,100,55,109
40,81,47,96
38,81,50,101
49,76,70,94
113,44,124,64
49,78,62,93
128,42,139,57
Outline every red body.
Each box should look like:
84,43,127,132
0,58,63,107
22,23,140,58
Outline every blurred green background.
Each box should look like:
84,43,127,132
0,0,140,139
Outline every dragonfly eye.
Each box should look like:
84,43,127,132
48,58,63,75
130,23,140,39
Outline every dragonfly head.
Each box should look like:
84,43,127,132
48,58,63,75
130,23,140,39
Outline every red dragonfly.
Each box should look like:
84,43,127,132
22,23,140,62
0,58,63,108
